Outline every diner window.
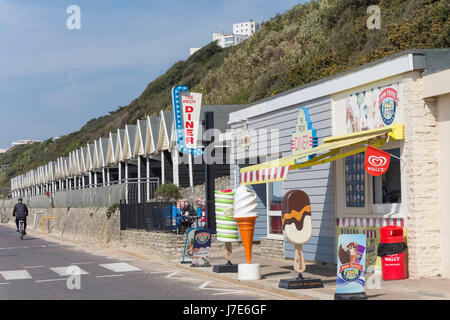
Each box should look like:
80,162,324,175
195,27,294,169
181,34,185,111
337,144,403,217
372,148,401,204
267,181,283,237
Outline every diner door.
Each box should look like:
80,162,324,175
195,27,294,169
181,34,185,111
266,181,284,240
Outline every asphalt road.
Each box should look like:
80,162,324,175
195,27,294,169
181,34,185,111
0,224,279,300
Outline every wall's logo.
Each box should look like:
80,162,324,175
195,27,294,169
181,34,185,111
365,146,391,176
291,107,318,164
379,88,398,125
367,155,388,167
384,255,401,262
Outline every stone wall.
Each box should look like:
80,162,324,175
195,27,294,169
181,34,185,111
180,176,230,204
120,230,228,260
1,206,121,244
1,203,278,262
402,71,441,278
260,238,285,260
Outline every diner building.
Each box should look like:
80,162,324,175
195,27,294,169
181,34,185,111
229,49,450,279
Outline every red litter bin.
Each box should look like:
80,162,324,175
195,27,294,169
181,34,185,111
378,226,407,280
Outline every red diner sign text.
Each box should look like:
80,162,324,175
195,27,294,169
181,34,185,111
184,105,194,145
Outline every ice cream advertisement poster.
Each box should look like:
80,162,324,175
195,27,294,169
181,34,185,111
181,228,202,263
346,83,400,134
337,226,378,270
192,229,212,267
336,234,367,294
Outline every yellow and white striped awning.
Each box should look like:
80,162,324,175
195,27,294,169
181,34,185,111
239,124,404,185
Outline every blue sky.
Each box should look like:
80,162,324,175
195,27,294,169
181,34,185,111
0,0,303,149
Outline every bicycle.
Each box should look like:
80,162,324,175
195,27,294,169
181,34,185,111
18,220,25,240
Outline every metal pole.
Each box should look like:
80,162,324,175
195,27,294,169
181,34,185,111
137,156,141,203
125,162,128,204
204,111,216,233
146,157,150,202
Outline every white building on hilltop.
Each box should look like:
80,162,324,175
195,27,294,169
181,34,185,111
213,20,260,49
11,140,41,147
212,33,248,48
233,20,260,37
190,19,260,55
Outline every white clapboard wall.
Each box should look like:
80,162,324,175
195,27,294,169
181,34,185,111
230,96,335,263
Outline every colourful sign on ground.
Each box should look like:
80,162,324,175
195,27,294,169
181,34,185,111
181,227,201,263
336,234,367,295
192,229,211,267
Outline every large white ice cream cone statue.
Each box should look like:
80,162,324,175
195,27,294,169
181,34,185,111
234,184,260,280
214,190,239,243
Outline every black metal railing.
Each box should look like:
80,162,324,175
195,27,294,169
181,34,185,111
120,201,175,232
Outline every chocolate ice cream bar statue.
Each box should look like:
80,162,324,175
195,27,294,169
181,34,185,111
278,190,323,289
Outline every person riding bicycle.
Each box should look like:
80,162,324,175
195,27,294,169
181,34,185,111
12,198,28,235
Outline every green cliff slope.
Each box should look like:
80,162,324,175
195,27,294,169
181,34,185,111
1,0,448,194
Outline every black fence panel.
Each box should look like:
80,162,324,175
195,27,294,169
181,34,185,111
120,201,174,233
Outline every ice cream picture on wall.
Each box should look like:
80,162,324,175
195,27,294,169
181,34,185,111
279,190,323,289
234,184,260,280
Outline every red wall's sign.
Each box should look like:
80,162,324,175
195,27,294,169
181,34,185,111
364,146,391,176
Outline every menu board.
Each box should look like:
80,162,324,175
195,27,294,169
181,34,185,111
336,234,367,295
192,229,212,267
345,153,365,207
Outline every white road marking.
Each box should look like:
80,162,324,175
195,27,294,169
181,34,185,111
99,263,141,273
106,254,135,261
164,271,203,281
50,267,89,276
24,265,46,269
70,262,92,265
0,283,10,285
0,270,32,280
198,281,249,296
96,274,125,278
35,278,67,283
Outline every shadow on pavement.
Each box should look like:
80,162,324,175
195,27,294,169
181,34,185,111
261,271,292,279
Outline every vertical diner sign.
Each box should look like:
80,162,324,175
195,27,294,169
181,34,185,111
181,92,202,149
171,85,204,156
